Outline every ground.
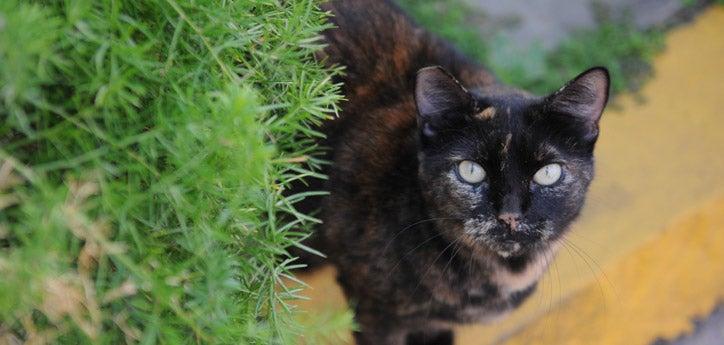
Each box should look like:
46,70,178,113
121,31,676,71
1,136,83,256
467,0,690,50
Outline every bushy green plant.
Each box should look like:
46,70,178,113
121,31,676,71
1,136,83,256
0,0,347,344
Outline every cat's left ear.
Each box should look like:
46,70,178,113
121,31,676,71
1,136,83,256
545,67,610,140
415,66,475,138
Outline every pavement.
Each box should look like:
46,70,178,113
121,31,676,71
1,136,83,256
466,0,691,50
294,5,724,345
655,305,724,345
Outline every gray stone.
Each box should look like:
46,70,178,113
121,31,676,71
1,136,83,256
465,0,685,50
653,304,724,345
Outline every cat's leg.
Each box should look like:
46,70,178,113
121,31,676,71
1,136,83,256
353,310,407,345
406,328,454,345
353,327,407,345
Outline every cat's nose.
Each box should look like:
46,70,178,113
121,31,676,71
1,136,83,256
498,212,521,231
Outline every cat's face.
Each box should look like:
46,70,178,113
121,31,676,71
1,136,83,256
415,67,609,258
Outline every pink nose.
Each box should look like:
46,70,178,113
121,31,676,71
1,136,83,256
498,213,520,231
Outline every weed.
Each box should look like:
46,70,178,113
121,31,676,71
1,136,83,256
0,0,347,343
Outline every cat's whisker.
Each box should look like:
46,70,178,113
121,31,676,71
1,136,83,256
441,239,466,280
559,237,608,310
422,239,467,321
561,236,620,305
383,230,447,280
410,236,464,297
381,217,461,256
566,230,606,247
547,246,563,338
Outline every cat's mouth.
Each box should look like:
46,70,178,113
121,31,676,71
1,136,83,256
463,218,554,257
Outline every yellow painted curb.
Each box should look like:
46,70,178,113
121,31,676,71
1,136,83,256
499,198,724,345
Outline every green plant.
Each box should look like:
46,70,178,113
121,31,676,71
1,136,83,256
0,0,347,344
397,0,490,63
398,0,665,96
502,21,665,95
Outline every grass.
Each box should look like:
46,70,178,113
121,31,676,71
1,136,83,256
397,0,490,65
0,0,349,344
398,0,665,96
498,21,665,95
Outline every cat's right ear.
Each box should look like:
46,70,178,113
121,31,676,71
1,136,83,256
544,67,610,143
415,66,475,138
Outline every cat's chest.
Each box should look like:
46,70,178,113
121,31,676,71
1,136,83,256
455,282,538,323
424,279,538,325
427,251,553,323
488,250,554,294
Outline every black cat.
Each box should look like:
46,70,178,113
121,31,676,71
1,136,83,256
292,1,610,344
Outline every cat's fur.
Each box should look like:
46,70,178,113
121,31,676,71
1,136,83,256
291,1,610,344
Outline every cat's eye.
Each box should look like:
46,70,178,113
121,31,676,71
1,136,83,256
457,160,486,184
533,163,562,186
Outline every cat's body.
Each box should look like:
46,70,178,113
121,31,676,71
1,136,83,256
293,1,610,344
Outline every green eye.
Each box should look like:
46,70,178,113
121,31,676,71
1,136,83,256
457,160,486,184
533,163,562,186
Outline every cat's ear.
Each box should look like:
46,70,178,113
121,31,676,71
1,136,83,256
545,67,610,140
415,66,475,137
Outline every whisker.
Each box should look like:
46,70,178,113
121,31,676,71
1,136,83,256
542,246,555,339
562,237,615,291
410,236,463,297
566,230,606,248
561,236,619,305
383,231,446,280
559,238,608,309
550,247,563,341
423,239,467,321
381,217,461,256
441,240,466,279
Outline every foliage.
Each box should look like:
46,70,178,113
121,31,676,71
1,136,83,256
0,0,346,344
398,0,665,96
497,21,665,95
397,0,490,63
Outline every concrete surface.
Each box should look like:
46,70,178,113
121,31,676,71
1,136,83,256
466,0,686,50
293,6,724,345
655,305,724,345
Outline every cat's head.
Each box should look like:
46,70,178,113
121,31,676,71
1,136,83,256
414,66,609,258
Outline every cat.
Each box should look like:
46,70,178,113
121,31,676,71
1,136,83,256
290,0,610,344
